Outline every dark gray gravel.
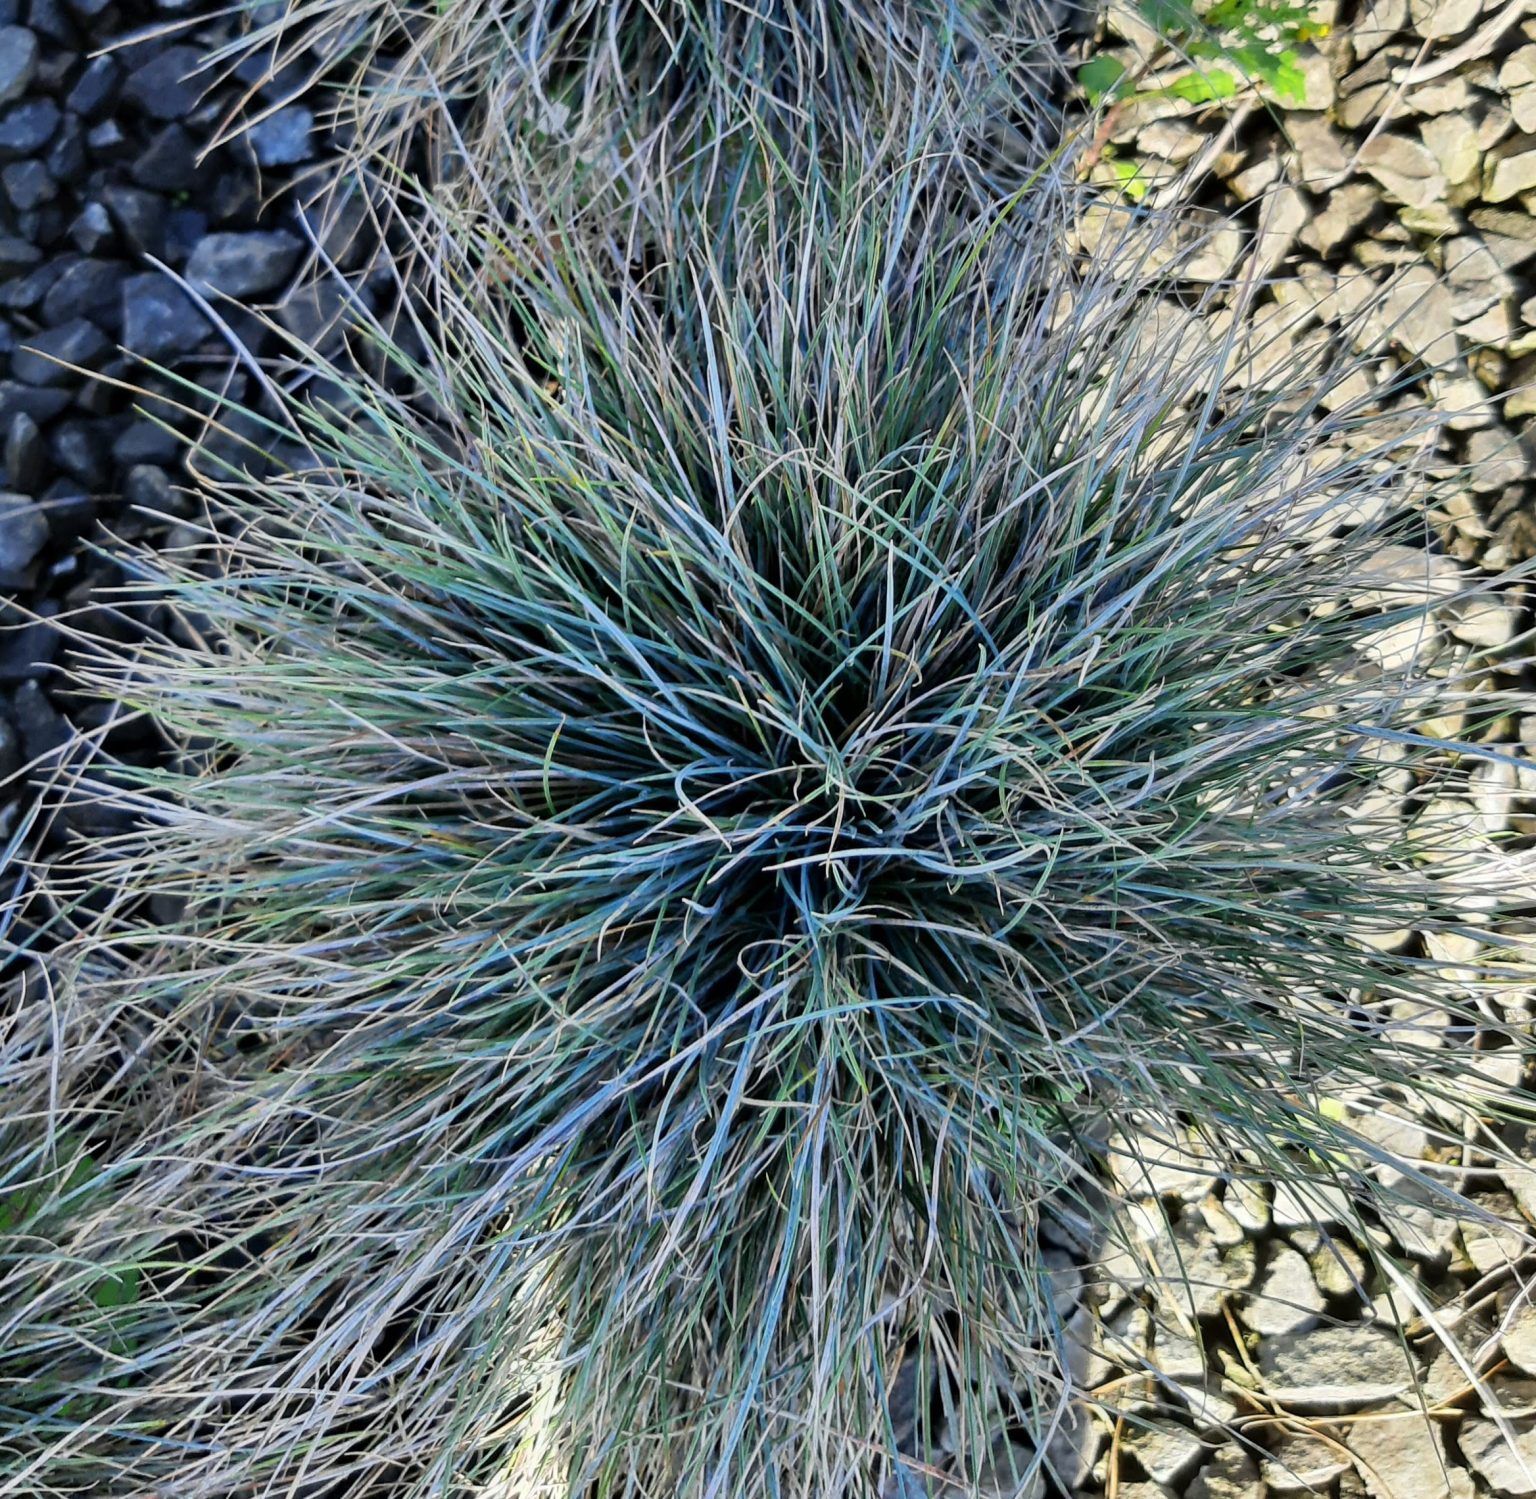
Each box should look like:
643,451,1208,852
0,0,386,962
185,228,303,298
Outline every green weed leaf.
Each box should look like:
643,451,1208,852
1078,54,1129,104
92,1267,141,1312
1162,66,1241,102
1109,156,1151,200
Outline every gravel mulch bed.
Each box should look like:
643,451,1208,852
0,0,384,956
1029,5,1536,1496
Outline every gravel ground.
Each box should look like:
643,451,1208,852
1027,5,1536,1495
2,3,1535,1497
0,0,386,956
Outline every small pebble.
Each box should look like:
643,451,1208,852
249,104,314,166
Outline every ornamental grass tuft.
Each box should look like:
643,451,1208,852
4,147,1535,1497
219,0,1065,205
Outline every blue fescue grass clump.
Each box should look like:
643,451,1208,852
3,150,1534,1497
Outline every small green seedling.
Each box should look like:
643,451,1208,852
0,1147,142,1339
1081,0,1324,107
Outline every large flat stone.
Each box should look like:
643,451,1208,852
1256,1324,1414,1408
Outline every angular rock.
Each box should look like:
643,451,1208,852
40,256,125,328
1381,264,1459,367
112,419,181,466
0,24,37,104
1445,235,1514,319
1467,426,1527,495
1256,1324,1414,1408
1289,50,1334,110
1188,1448,1262,1499
48,418,108,488
1347,1404,1472,1499
276,277,352,351
122,44,204,120
1400,203,1460,239
121,272,208,362
0,380,69,423
164,206,207,265
1431,370,1493,429
1239,1245,1324,1336
1408,0,1481,36
25,0,77,46
1262,1430,1352,1492
1480,102,1517,152
2,156,51,209
1459,297,1513,348
230,46,310,102
131,123,198,192
3,408,40,491
1458,1417,1536,1496
1361,609,1436,670
1453,593,1520,647
122,463,172,514
1072,201,1241,284
100,184,165,258
33,479,91,553
0,489,45,574
1356,238,1422,269
0,257,66,312
0,233,38,276
1125,1422,1207,1487
1503,46,1536,134
1404,74,1471,115
1140,117,1207,165
64,52,119,118
1358,134,1448,207
43,105,81,174
12,318,108,385
1251,185,1309,276
1302,183,1381,258
68,200,113,255
1505,1304,1536,1377
1289,116,1351,185
1420,113,1480,187
1340,80,1393,129
249,104,314,166
1354,0,1408,57
1486,140,1536,203
85,118,130,161
0,96,56,157
11,679,68,764
185,230,303,299
1347,539,1464,608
